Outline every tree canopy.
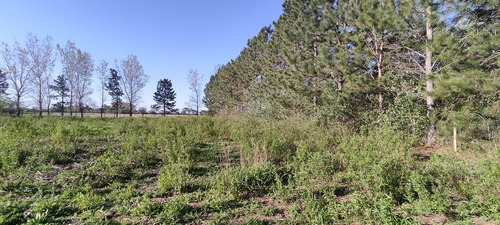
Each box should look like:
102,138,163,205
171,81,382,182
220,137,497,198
106,68,124,118
204,0,500,145
153,78,176,116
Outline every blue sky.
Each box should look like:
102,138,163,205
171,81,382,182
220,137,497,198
0,0,283,110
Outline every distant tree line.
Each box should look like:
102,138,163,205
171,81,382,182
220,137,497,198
203,0,500,146
0,33,210,117
0,35,154,118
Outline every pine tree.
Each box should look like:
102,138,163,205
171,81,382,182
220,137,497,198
106,68,123,117
279,0,327,112
430,1,500,142
49,74,69,116
348,0,407,110
153,79,176,116
203,0,500,147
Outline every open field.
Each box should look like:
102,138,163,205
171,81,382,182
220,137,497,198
0,116,499,224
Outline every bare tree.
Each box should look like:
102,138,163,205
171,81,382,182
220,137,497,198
24,34,55,116
119,55,149,117
187,69,203,115
0,42,31,116
43,70,53,114
57,41,78,116
74,50,94,118
96,60,108,117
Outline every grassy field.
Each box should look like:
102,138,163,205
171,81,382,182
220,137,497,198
0,116,499,224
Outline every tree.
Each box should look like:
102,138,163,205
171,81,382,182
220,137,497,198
150,104,159,114
187,69,203,115
401,1,471,146
57,41,78,116
0,69,9,114
0,42,30,116
202,0,499,148
427,1,500,142
50,74,69,116
119,55,149,116
348,0,407,110
0,69,7,96
96,60,109,117
74,50,94,118
138,107,148,116
24,33,55,116
106,68,123,117
153,78,176,116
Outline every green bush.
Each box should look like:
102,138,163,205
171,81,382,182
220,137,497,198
157,163,191,193
214,163,279,198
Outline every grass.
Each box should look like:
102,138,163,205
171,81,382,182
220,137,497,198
0,115,499,224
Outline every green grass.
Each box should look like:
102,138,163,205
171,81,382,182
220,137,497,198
0,116,499,224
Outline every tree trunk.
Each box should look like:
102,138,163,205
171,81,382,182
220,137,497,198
115,105,119,118
312,81,317,108
425,3,436,146
39,88,43,116
100,104,103,117
337,75,343,93
80,102,84,119
163,105,166,116
196,99,199,116
61,96,65,116
16,95,21,117
69,93,73,116
377,51,384,110
129,102,133,117
453,126,457,151
378,93,383,110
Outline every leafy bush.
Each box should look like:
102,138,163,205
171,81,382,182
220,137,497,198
214,163,279,197
157,163,191,193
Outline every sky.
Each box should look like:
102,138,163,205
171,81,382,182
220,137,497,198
0,0,284,111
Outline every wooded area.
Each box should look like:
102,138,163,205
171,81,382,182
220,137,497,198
204,0,499,146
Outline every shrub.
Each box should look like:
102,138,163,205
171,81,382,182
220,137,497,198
157,163,191,193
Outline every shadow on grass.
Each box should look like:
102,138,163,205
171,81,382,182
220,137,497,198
188,143,220,178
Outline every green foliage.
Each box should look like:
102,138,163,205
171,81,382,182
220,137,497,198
0,195,31,225
153,78,176,115
0,69,7,96
105,68,123,117
157,163,191,193
49,74,69,115
377,91,428,137
203,0,500,146
0,116,499,223
214,163,279,198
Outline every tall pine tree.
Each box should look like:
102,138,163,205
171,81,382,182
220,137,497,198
49,74,69,116
153,78,176,116
106,68,123,117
